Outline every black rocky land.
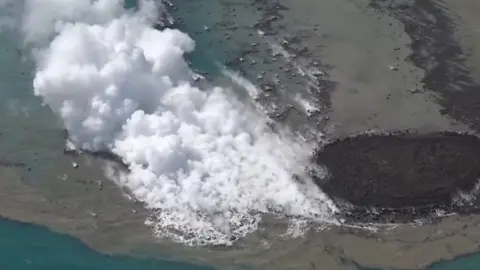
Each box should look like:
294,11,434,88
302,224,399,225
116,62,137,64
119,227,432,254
160,0,480,225
307,0,480,224
313,131,480,224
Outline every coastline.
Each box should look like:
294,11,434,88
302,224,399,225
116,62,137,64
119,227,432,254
133,0,480,268
1,0,480,270
0,216,215,270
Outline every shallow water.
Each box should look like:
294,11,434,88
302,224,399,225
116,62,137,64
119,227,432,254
0,0,480,269
169,1,480,269
363,254,480,270
0,218,214,270
0,30,66,185
1,214,480,270
428,255,480,270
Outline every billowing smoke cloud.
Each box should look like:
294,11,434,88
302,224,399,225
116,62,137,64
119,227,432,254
23,0,337,245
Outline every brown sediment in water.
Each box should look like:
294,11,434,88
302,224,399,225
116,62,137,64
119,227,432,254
3,0,480,270
163,0,480,269
0,157,154,255
370,0,480,133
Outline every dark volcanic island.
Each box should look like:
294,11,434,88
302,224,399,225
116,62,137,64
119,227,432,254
307,0,480,226
313,131,480,224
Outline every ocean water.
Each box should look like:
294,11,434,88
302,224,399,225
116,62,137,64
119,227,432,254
0,214,479,270
0,0,480,269
428,255,480,270
0,216,479,270
0,13,214,270
363,253,480,270
0,218,214,270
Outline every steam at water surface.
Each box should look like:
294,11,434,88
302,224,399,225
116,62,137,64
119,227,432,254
21,0,337,245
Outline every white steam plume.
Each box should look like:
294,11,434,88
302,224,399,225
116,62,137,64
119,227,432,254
24,0,337,245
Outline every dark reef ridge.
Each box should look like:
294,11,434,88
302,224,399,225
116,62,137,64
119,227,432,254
369,0,480,132
313,131,480,224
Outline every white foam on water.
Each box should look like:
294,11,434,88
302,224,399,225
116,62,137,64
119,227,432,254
452,179,480,207
294,94,320,117
221,68,260,101
22,0,338,245
280,219,310,239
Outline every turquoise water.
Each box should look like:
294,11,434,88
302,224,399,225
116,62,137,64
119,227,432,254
0,0,480,269
428,255,480,270
1,214,479,270
0,216,479,270
360,254,480,270
363,253,480,270
0,218,214,270
0,3,216,269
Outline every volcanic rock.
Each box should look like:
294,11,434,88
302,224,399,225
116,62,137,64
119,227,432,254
313,131,480,223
